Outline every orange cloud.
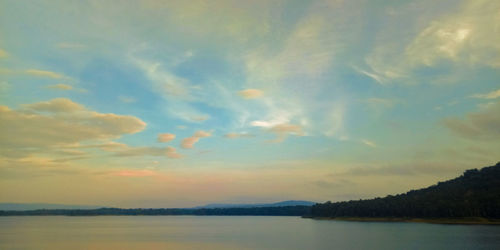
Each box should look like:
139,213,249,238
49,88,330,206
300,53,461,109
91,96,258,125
181,130,212,149
157,133,176,142
238,89,263,99
0,99,146,154
24,98,84,113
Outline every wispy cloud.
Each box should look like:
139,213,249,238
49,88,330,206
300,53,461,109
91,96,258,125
406,0,500,68
361,0,500,85
46,83,73,90
471,88,500,99
25,69,64,79
130,52,211,123
443,101,500,140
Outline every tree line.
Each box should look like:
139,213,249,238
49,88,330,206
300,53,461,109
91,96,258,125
311,162,500,219
0,206,311,216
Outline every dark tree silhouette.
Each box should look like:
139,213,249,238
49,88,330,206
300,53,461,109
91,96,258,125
311,162,500,219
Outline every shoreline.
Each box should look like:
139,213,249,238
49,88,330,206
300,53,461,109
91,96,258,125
305,216,500,225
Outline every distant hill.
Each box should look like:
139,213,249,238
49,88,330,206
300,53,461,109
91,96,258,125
0,203,102,211
0,206,312,216
193,200,316,209
311,162,500,219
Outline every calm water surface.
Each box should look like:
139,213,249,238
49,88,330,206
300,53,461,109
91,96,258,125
1,216,500,249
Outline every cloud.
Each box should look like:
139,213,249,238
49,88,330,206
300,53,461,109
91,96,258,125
46,84,73,90
72,141,128,152
132,56,191,97
361,139,377,148
238,89,263,99
406,0,500,68
245,14,336,91
361,0,500,84
114,145,182,159
337,162,469,177
130,54,211,123
112,169,157,177
194,131,211,137
0,99,146,154
181,130,212,149
165,146,182,158
250,108,294,129
443,101,500,140
266,123,304,143
0,156,91,178
324,104,345,137
181,137,200,149
157,133,175,142
224,132,254,139
23,98,85,113
66,141,182,159
118,96,137,103
0,49,8,58
190,115,210,122
471,88,500,99
352,65,388,85
25,69,64,79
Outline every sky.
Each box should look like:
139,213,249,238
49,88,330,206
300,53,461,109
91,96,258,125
0,0,499,208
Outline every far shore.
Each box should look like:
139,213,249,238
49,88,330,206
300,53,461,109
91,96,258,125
304,216,500,225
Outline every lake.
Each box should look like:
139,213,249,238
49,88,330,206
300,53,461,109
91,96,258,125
1,216,499,249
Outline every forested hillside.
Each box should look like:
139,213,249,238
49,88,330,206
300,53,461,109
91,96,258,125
311,162,500,219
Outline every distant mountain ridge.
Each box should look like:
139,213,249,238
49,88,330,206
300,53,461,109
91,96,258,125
0,200,315,211
311,162,500,219
193,200,316,209
0,203,103,211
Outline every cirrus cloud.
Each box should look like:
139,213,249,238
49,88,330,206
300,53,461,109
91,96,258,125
471,88,500,99
24,69,64,79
